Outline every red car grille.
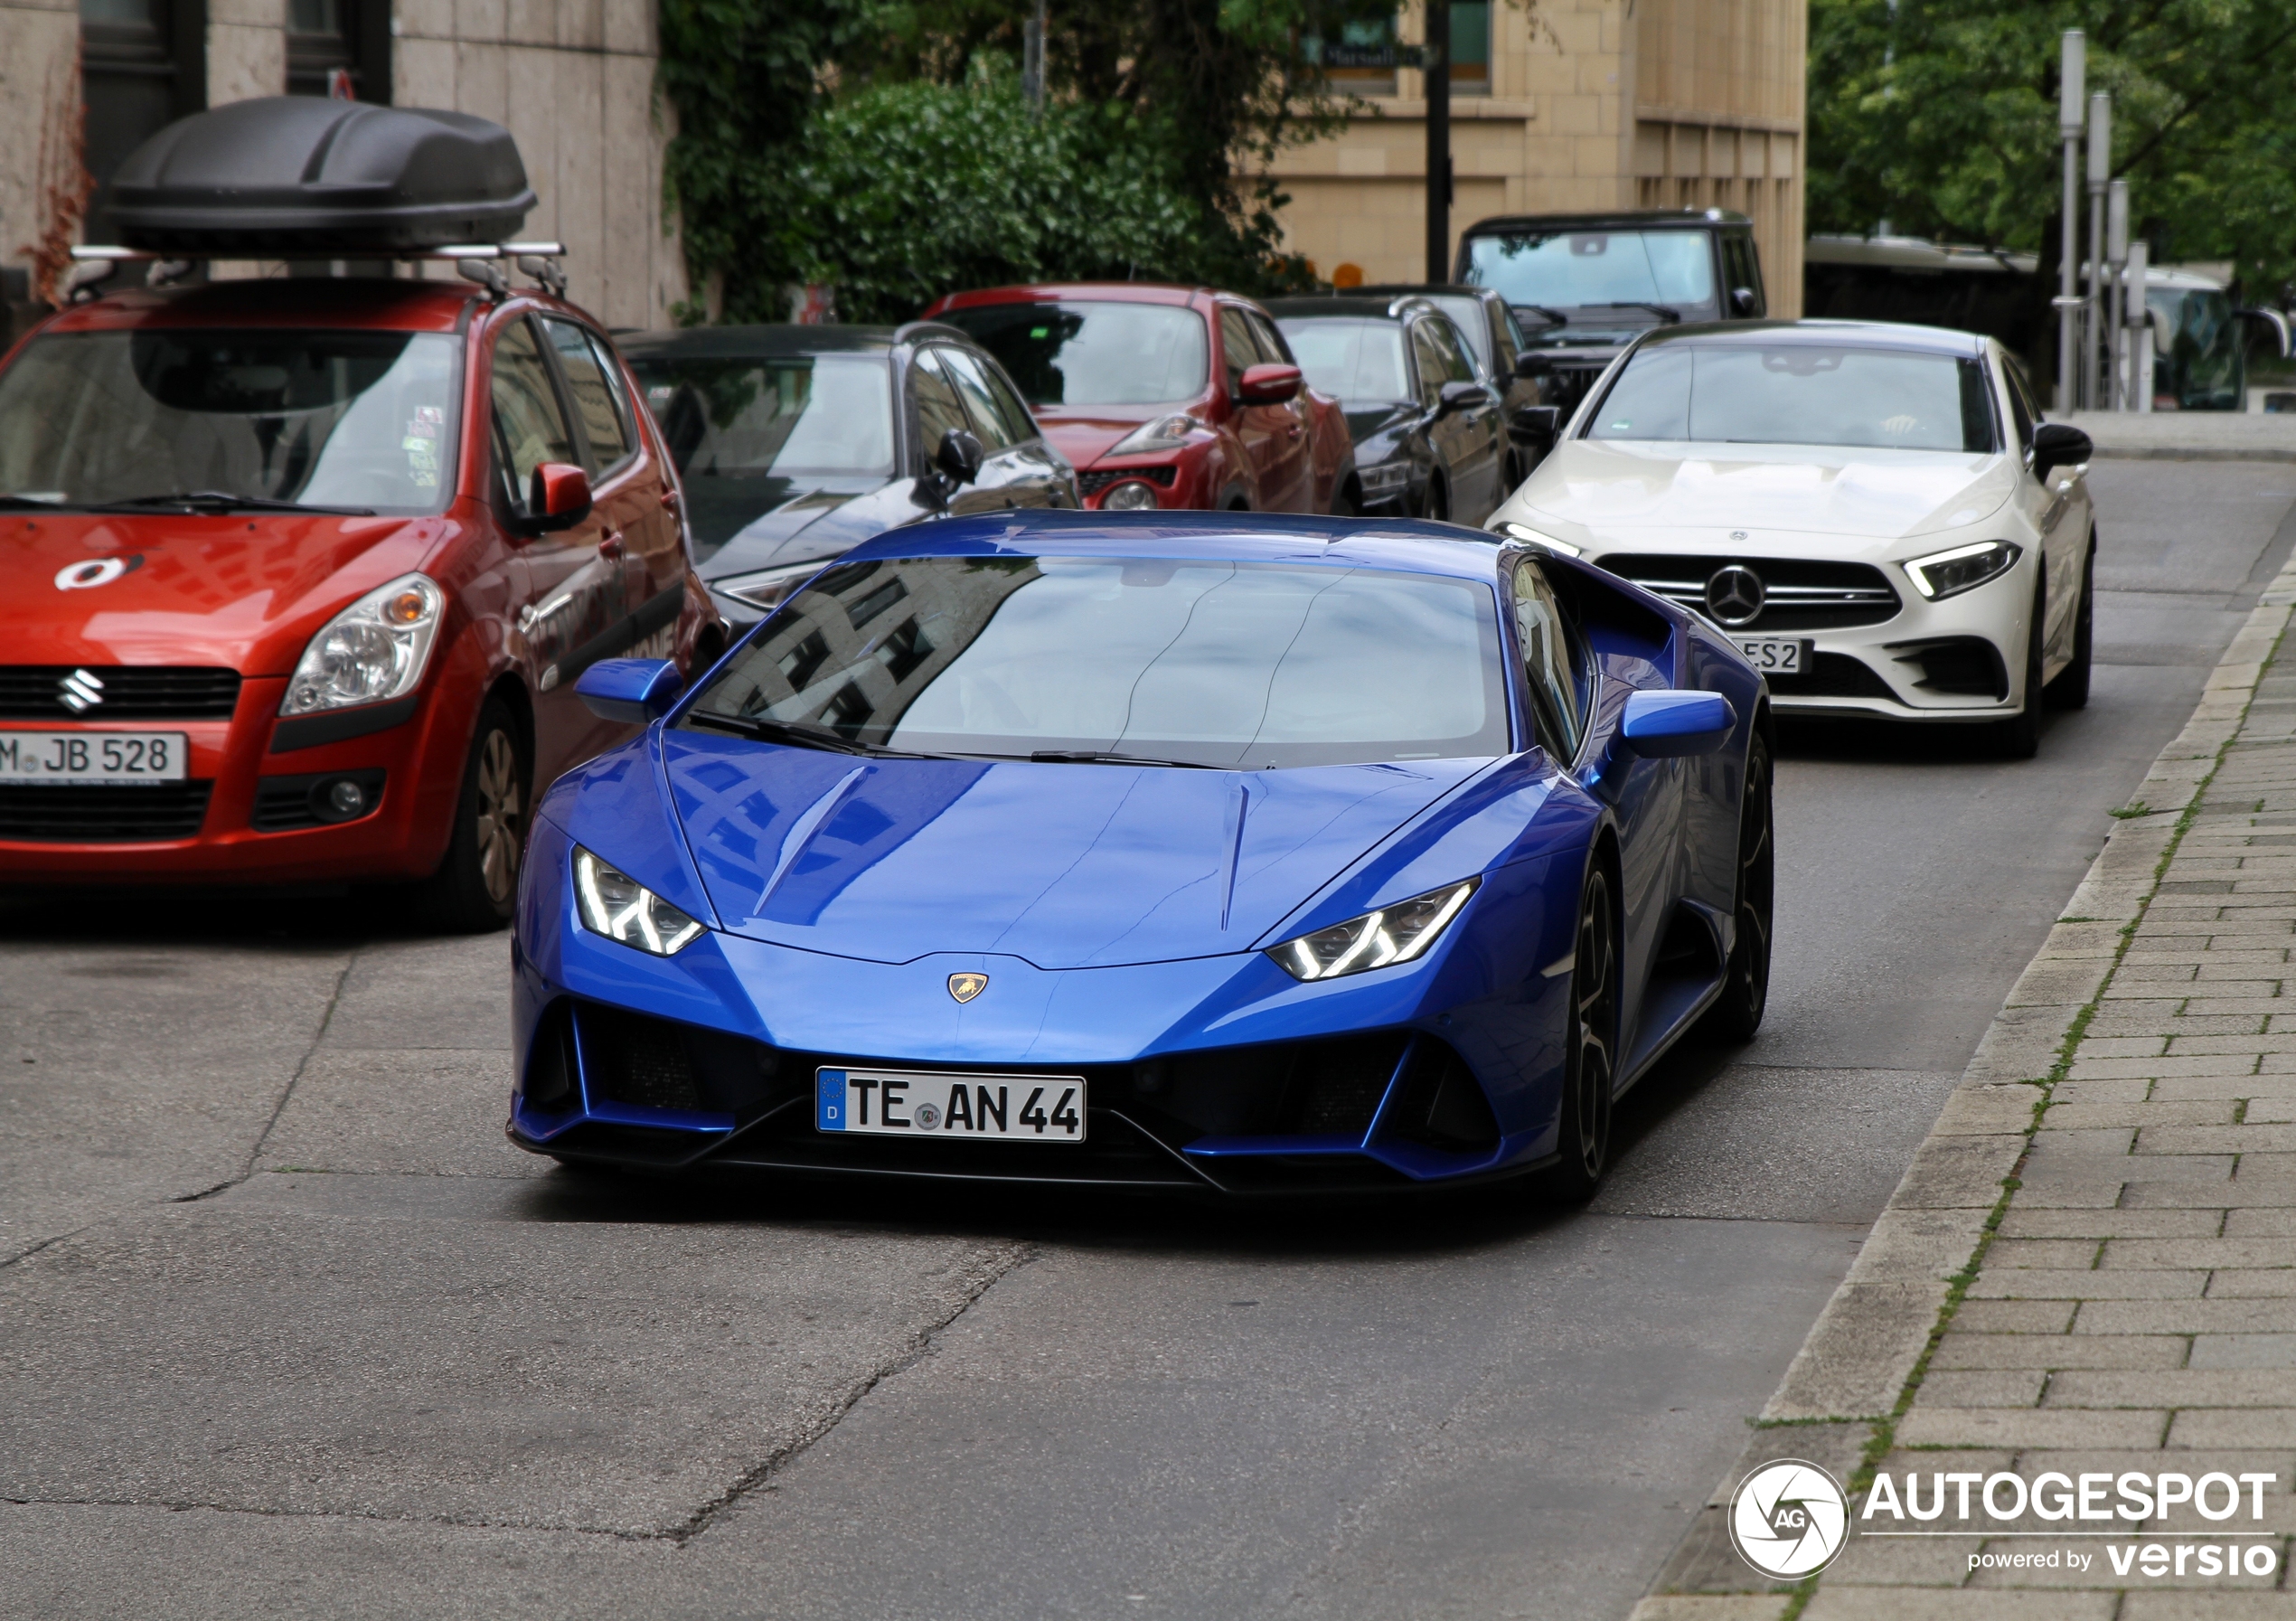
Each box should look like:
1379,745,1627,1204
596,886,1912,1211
0,782,215,842
0,666,241,721
1079,467,1178,496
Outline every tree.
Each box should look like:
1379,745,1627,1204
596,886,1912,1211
1808,0,2296,298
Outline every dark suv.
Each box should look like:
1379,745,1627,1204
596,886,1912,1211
1454,209,1769,419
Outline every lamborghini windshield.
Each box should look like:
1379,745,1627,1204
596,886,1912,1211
685,554,1510,768
0,329,460,514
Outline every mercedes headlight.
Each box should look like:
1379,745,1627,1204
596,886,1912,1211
1109,414,1202,455
1269,878,1479,982
1358,460,1411,496
715,561,823,612
1492,521,1582,556
280,572,443,715
1904,539,2021,600
573,846,704,956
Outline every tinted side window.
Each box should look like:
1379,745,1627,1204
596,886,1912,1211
1409,322,1448,405
540,316,630,470
1427,317,1477,383
491,317,576,514
1491,301,1521,374
933,348,1018,452
1219,307,1262,395
2001,355,2038,448
911,348,973,457
971,353,1042,445
1724,235,1767,316
1511,561,1586,761
1247,310,1294,366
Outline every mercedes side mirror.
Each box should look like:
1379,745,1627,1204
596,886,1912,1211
1237,362,1303,405
525,462,592,532
2031,422,2093,481
934,427,984,486
1619,690,1736,758
1729,286,1761,317
1435,381,1488,417
576,657,683,723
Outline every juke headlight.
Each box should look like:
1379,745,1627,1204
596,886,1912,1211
574,846,705,956
1904,539,2021,601
280,572,443,715
1108,414,1202,456
1269,878,1479,982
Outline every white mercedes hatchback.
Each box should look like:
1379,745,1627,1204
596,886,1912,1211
1487,320,2094,756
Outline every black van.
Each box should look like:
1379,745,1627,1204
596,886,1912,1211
1453,208,1768,418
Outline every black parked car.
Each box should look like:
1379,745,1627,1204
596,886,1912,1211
1350,283,1550,488
1264,295,1509,527
621,324,1079,627
1454,207,1770,420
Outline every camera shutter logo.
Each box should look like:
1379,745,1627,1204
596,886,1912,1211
1706,564,1766,627
59,668,106,713
1728,1459,1849,1579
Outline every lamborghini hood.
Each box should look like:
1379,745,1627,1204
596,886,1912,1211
663,730,1488,969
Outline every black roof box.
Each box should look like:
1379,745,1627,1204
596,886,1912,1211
108,97,537,253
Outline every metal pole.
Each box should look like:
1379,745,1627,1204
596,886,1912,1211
2056,33,2084,414
2085,90,2110,409
1426,0,1451,283
1022,0,1047,113
2126,240,2151,412
2104,178,2129,409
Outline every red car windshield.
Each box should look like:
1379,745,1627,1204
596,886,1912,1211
933,303,1208,408
0,328,462,514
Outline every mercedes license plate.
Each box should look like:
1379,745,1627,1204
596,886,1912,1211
817,1068,1086,1143
0,731,189,782
1735,638,1808,675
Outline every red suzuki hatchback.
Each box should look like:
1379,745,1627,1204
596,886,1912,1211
921,283,1359,515
0,269,720,928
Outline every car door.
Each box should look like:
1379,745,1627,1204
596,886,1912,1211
1246,308,1315,512
2001,352,2086,666
1416,316,1504,523
537,316,682,662
1219,306,1309,512
492,314,626,777
937,345,1065,509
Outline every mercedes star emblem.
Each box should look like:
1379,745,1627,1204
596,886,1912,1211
1706,565,1766,628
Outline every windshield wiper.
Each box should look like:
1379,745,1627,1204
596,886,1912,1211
1587,301,1681,325
686,710,947,759
1028,749,1221,769
87,490,376,515
1514,305,1569,327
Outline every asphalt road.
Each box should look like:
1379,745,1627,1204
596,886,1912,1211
4,459,2293,1620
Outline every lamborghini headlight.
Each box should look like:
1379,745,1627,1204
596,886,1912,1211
1269,878,1479,982
1492,521,1582,556
279,572,443,714
1109,414,1202,456
574,846,704,956
1904,539,2021,601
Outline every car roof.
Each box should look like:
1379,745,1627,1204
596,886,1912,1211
40,275,484,335
616,324,900,360
929,284,1210,310
1460,208,1751,236
1262,294,1435,323
836,509,1505,580
1351,284,1498,305
1636,317,1990,357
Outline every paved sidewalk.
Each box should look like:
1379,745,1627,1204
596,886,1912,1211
2065,411,2296,464
1636,558,2296,1619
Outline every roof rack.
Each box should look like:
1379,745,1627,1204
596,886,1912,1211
63,240,568,303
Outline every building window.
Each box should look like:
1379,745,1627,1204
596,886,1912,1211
1450,1,1490,96
80,0,204,248
288,0,391,101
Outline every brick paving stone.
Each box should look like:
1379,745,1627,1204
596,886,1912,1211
2101,1238,2295,1268
2138,1125,2296,1154
2204,1271,2296,1297
1893,1408,2169,1448
1983,1239,2103,1268
2001,1210,2225,1239
2190,1334,2296,1366
2046,1102,2242,1128
2076,1299,2296,1334
1956,1300,2080,1334
2169,1409,2296,1447
2043,1370,2296,1407
1969,1270,2207,1301
1915,1370,2048,1408
1929,1334,2187,1371
2225,1210,2296,1235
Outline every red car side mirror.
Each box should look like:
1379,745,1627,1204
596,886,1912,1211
1237,363,1302,405
526,462,593,532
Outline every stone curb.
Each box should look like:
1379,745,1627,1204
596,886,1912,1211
1627,560,2296,1621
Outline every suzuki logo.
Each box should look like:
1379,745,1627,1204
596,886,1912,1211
947,972,988,1004
60,668,105,712
1706,565,1766,628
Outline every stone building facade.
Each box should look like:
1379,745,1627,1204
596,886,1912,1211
0,0,684,339
1268,0,1808,316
